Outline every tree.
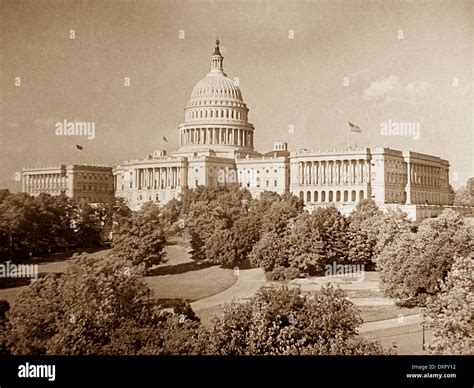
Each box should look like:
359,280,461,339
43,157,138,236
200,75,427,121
307,206,349,264
0,189,10,204
185,185,255,266
72,200,106,248
5,253,196,355
259,193,304,236
426,255,473,355
202,285,390,355
0,193,108,261
0,300,10,355
286,212,325,275
347,200,383,266
249,230,290,271
112,210,167,271
453,186,474,206
378,209,473,302
374,208,411,262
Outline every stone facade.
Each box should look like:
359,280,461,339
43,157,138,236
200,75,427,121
22,165,114,203
21,40,455,220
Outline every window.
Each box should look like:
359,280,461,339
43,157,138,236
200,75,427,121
274,180,277,187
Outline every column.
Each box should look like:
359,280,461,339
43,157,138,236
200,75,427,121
406,161,412,204
352,161,356,184
316,162,320,184
299,162,303,185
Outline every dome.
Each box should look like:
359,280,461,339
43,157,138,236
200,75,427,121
176,39,256,156
190,74,243,102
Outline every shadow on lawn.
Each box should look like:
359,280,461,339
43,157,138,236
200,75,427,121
147,261,216,276
24,246,110,265
0,272,50,289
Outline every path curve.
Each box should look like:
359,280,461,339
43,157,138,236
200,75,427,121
190,268,266,311
359,314,422,333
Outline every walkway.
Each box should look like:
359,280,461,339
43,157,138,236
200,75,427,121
359,314,423,333
190,268,266,311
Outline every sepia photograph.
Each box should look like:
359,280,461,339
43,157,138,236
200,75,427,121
0,0,472,385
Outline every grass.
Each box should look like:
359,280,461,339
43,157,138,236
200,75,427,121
361,322,432,355
145,266,237,303
144,238,237,302
358,305,421,323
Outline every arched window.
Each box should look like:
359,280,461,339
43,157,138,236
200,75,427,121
321,191,326,202
306,191,311,203
328,191,333,202
344,190,348,202
336,191,341,202
299,191,304,200
314,191,318,202
351,190,356,202
359,190,365,201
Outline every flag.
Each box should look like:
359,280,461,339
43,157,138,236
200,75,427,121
348,122,361,133
162,136,168,142
75,144,83,150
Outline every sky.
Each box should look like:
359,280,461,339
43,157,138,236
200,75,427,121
0,0,472,191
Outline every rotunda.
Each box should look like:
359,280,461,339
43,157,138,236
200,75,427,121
176,39,255,157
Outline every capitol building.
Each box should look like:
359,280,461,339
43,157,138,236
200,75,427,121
22,39,454,221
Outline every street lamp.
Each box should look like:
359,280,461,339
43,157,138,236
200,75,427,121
421,307,426,351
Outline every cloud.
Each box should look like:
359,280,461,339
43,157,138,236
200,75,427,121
362,75,430,106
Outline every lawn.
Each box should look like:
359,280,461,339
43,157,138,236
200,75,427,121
0,238,238,307
358,305,421,323
361,322,432,355
0,248,110,304
146,267,236,305
145,241,237,304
